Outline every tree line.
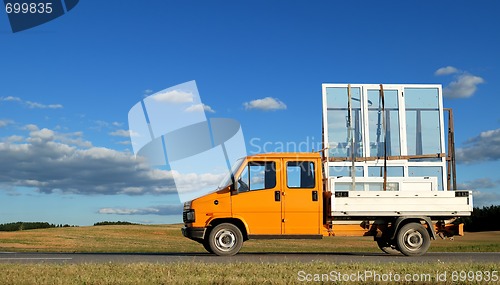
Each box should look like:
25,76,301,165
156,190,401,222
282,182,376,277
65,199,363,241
457,205,500,232
0,221,139,231
0,222,76,231
93,221,138,226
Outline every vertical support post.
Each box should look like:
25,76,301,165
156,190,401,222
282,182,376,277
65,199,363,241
385,110,391,155
380,84,387,191
416,110,423,155
445,109,452,191
444,108,457,190
348,84,356,191
449,109,457,190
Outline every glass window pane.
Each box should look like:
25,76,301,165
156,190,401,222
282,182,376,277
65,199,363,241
367,89,398,109
287,161,315,188
335,182,399,191
368,166,404,177
326,87,361,109
368,109,400,156
336,182,364,191
327,109,363,157
367,90,400,156
406,110,441,155
249,164,265,190
327,109,348,157
326,87,363,158
405,88,439,109
239,161,276,192
329,166,363,177
408,166,443,190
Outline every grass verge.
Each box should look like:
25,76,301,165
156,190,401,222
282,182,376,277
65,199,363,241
0,261,499,284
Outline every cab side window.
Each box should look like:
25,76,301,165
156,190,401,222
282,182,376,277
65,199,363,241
238,161,276,192
287,161,315,188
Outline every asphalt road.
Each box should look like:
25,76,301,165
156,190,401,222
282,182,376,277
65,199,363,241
1,252,499,264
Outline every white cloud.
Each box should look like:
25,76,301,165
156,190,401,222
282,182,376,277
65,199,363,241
0,96,63,109
457,178,498,190
3,135,23,143
435,66,459,76
243,97,287,111
1,96,21,102
23,125,91,148
26,101,63,109
110,129,132,137
185,103,215,113
90,120,110,131
98,205,182,216
90,120,124,132
170,170,225,193
470,190,500,207
28,128,55,143
56,132,92,148
444,74,485,99
434,66,485,98
0,119,13,128
456,128,500,163
24,124,39,131
151,89,194,103
0,125,176,195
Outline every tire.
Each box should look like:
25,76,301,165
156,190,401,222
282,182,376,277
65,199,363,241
208,223,243,256
396,222,431,256
376,239,400,255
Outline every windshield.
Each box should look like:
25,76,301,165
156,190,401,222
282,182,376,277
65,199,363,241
217,157,245,189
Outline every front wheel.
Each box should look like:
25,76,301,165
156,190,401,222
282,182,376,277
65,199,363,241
208,223,243,256
396,223,430,256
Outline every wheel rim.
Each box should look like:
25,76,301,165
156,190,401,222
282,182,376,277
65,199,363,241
214,229,236,252
402,229,423,251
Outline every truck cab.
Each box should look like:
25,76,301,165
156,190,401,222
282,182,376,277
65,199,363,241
182,152,325,255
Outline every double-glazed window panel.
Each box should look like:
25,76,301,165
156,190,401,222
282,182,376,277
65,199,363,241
323,84,446,191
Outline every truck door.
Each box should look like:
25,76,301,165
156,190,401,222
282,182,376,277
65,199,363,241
231,159,282,234
282,160,321,235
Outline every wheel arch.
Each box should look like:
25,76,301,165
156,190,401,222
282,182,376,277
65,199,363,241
390,216,436,241
206,217,249,241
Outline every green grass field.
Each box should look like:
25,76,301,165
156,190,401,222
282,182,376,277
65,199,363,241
1,225,499,284
1,224,500,253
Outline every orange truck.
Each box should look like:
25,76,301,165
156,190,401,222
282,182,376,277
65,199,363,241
181,83,473,256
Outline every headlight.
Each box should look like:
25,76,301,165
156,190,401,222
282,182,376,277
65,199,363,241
183,209,195,223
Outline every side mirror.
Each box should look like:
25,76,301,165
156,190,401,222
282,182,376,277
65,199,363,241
230,183,238,195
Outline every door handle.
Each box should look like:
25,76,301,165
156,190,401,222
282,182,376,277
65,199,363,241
312,190,318,201
275,191,281,201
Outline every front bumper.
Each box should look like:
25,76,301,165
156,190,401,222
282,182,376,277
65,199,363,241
181,226,206,241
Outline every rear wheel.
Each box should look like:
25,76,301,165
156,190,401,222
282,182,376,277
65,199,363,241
376,239,400,255
396,222,430,256
208,223,243,256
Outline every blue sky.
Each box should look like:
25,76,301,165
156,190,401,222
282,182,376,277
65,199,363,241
0,1,499,225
